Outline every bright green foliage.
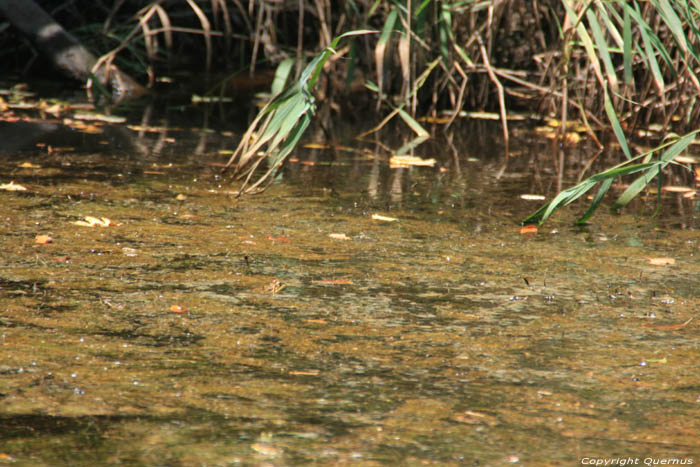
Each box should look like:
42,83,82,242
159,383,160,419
525,0,700,224
523,131,699,225
224,30,375,195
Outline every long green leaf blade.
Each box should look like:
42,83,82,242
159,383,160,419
586,8,618,92
604,87,631,159
576,178,613,225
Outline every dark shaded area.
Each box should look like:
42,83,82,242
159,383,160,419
0,0,144,97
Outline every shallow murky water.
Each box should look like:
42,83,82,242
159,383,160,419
0,110,699,465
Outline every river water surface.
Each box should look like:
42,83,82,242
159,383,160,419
0,103,699,465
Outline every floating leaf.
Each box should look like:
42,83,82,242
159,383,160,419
73,111,126,123
170,305,188,313
73,216,117,227
0,181,27,191
372,214,398,222
389,155,437,168
647,257,675,265
328,233,351,240
519,194,546,201
266,235,290,242
520,225,538,234
661,185,693,193
644,317,692,330
35,234,53,244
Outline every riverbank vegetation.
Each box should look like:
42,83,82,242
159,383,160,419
2,1,699,222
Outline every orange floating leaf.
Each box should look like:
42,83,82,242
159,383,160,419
644,317,693,330
170,305,188,313
520,225,538,234
35,234,53,244
266,235,290,242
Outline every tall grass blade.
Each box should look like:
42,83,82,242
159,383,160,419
586,8,618,92
629,2,671,93
562,0,605,89
271,58,295,96
576,178,613,225
656,0,690,56
622,3,633,86
613,131,698,208
397,108,428,138
604,87,631,159
375,9,397,106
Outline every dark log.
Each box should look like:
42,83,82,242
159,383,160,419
0,0,146,98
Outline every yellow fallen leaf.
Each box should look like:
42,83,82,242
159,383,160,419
519,194,546,201
675,155,700,164
419,116,451,124
0,181,27,191
372,214,398,222
18,162,41,169
73,216,117,227
289,370,320,376
73,220,96,227
565,131,581,145
647,257,675,266
389,155,437,167
661,185,694,193
328,233,350,240
73,112,126,123
251,442,281,457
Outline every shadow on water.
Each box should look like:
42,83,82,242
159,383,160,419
0,95,699,465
